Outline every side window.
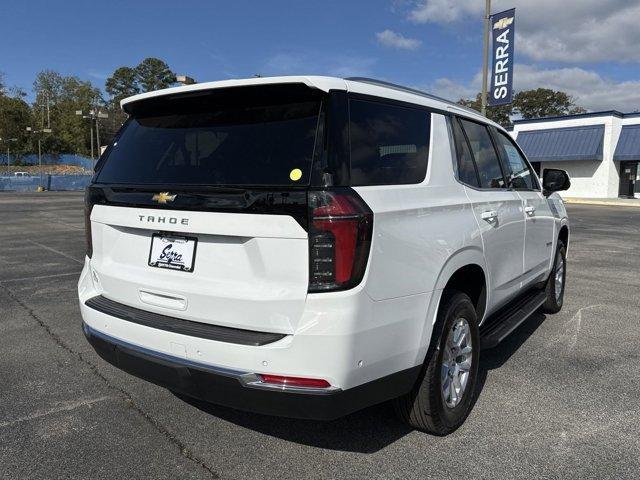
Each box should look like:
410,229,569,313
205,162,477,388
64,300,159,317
493,130,537,190
452,117,480,187
459,119,506,189
349,99,430,186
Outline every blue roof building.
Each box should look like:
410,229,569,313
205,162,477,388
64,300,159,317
512,111,640,198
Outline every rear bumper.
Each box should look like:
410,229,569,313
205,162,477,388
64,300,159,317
83,322,420,420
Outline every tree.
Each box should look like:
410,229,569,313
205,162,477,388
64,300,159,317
32,70,104,157
135,58,176,92
457,88,588,126
105,66,140,104
513,88,586,119
457,94,513,127
105,58,176,102
0,72,33,160
103,58,176,144
0,95,32,159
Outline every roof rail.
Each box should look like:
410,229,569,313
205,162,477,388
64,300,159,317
345,77,482,117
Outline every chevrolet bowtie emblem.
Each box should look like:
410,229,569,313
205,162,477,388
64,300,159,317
493,16,514,30
152,192,177,204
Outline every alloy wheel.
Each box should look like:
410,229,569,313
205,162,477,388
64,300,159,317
441,318,473,408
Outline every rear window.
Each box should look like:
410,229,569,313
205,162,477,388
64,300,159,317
96,85,323,186
349,99,430,186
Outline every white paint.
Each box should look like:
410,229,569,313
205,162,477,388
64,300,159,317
0,396,112,429
79,77,568,410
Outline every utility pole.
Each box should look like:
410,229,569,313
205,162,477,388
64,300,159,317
46,92,51,129
1,138,17,174
90,116,95,160
95,111,107,158
76,109,108,169
38,137,42,188
95,118,100,159
481,0,491,117
26,127,52,190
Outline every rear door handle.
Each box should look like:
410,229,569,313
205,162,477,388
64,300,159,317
524,206,536,215
481,210,498,221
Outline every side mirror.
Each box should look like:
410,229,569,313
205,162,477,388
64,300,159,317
543,168,571,195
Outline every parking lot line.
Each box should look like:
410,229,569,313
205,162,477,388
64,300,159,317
27,239,84,264
0,271,81,284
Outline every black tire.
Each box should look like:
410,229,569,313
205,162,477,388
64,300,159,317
393,291,480,435
541,241,566,314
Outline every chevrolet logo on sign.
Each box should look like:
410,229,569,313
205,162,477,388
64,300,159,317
151,192,177,204
493,16,514,30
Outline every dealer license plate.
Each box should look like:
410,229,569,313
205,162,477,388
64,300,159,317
148,234,197,272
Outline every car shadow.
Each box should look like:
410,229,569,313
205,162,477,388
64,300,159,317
174,312,547,454
481,311,547,369
472,311,547,402
175,392,412,453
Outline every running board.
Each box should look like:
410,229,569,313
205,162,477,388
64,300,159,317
480,289,547,349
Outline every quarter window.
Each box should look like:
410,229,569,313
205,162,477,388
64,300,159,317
459,119,505,189
349,99,430,186
452,118,480,187
493,130,537,190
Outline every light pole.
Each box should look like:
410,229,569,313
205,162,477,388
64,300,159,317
0,137,18,174
26,127,52,190
481,0,491,117
76,109,108,168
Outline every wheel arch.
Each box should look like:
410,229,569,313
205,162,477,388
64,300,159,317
433,246,488,317
559,224,569,249
416,247,487,365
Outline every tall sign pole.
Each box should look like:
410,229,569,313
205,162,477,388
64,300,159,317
481,0,491,117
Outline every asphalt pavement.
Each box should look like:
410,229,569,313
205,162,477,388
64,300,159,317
1,192,639,479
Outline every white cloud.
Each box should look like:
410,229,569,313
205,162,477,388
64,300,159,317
408,0,478,23
426,64,640,112
428,76,479,101
376,29,422,50
513,64,640,112
408,0,640,63
262,52,377,78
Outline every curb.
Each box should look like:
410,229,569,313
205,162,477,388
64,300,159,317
563,198,640,208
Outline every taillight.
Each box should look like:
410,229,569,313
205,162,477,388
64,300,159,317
84,187,104,258
308,188,373,292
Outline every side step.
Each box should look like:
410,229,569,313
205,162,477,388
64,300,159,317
480,289,547,349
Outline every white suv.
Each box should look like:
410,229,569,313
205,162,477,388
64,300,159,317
78,76,570,435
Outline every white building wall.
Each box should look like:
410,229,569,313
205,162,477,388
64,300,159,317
539,161,608,197
512,114,622,199
604,117,624,198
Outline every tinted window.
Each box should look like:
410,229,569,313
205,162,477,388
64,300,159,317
96,88,322,186
494,130,537,189
349,99,430,186
460,119,505,189
452,118,479,187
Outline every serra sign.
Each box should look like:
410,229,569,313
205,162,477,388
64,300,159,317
489,8,515,106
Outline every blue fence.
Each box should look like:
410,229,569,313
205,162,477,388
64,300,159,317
0,154,94,169
0,174,93,191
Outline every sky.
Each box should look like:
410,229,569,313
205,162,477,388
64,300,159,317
2,0,640,111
